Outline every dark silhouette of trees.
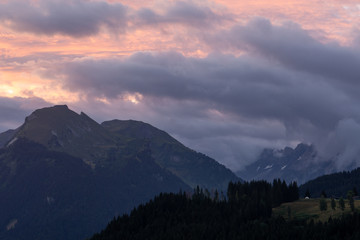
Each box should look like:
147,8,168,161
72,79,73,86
89,190,360,240
353,187,358,196
299,167,360,198
339,197,345,211
319,198,327,211
348,191,355,212
320,190,327,198
331,198,336,210
287,206,292,219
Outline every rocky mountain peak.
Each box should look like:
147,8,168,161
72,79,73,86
236,143,330,184
9,105,116,165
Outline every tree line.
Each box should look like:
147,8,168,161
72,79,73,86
88,178,360,240
300,167,360,198
88,180,303,240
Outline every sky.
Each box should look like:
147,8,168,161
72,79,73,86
1,0,360,171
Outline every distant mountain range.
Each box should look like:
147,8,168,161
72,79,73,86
237,140,360,197
0,105,239,240
236,143,338,184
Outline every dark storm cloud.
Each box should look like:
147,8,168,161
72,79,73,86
0,0,127,37
61,52,355,134
55,17,360,170
135,1,231,28
60,51,356,170
0,97,50,132
205,18,360,86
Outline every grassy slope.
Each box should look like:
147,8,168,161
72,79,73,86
273,199,360,222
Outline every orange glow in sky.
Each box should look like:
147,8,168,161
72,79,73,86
2,0,360,171
0,0,359,105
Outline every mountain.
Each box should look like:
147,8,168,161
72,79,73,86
236,143,335,184
0,137,188,240
0,105,239,240
13,105,116,167
0,129,16,148
102,120,239,190
299,167,360,198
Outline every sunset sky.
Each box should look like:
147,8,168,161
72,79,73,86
1,0,360,171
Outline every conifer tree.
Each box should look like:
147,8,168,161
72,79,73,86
319,198,327,211
287,206,291,219
348,191,355,212
331,198,336,210
339,197,345,211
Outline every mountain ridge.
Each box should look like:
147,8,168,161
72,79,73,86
0,129,17,148
0,105,239,190
236,143,336,184
101,119,239,190
0,105,240,240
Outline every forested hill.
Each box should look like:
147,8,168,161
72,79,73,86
299,167,360,198
91,206,360,240
88,180,360,240
89,180,300,240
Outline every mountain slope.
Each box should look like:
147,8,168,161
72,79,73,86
299,168,360,198
0,129,16,148
0,105,240,240
9,105,239,190
0,138,189,240
236,143,334,184
13,105,116,167
102,119,239,190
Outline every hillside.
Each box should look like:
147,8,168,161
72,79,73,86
0,138,189,240
102,120,239,190
88,184,360,240
0,129,16,148
273,199,360,222
0,105,239,240
299,168,360,198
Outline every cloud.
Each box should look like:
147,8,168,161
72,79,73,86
49,15,360,170
47,41,359,170
60,51,356,131
0,0,230,37
0,0,127,37
67,95,287,171
353,28,360,48
320,119,360,170
205,18,360,89
134,1,231,28
3,13,360,171
0,96,50,132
